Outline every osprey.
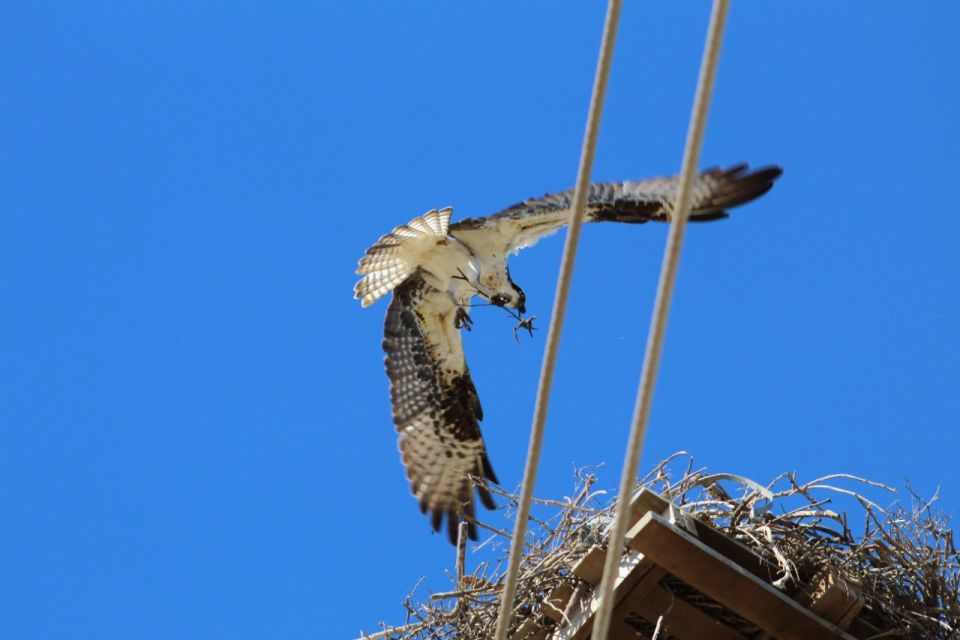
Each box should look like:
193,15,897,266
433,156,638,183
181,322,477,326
355,164,782,543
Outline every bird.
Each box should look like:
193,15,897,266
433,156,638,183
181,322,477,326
354,163,782,543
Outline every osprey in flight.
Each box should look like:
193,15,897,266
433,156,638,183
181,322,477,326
355,164,782,543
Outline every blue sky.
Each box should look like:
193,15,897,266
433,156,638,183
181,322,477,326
2,3,959,638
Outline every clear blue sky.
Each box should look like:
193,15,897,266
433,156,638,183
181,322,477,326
2,3,958,638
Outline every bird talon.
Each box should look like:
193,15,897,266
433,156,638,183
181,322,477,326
455,307,473,331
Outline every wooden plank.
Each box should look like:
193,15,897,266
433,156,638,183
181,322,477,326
628,512,857,640
807,571,865,630
570,490,675,587
516,618,549,640
579,491,669,640
571,546,607,586
606,579,666,640
630,490,784,587
561,490,798,638
586,566,666,640
618,583,748,640
628,488,670,522
679,517,782,585
846,616,881,640
607,616,651,640
558,489,759,640
542,583,576,623
604,562,666,640
550,555,664,640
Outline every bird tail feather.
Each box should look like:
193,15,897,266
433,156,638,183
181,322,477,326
354,208,452,306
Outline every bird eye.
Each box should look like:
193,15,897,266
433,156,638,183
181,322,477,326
490,294,509,307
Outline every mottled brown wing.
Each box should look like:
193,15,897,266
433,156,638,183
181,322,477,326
451,164,782,253
382,273,498,543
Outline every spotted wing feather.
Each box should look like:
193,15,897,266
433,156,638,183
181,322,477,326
383,273,498,543
451,164,782,253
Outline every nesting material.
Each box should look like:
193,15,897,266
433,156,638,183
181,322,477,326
358,454,959,640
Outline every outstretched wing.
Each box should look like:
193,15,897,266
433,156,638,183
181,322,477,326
382,272,498,543
451,164,782,254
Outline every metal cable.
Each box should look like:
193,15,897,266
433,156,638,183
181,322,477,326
589,1,731,638
491,1,624,638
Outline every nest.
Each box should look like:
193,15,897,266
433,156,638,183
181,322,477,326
359,453,960,639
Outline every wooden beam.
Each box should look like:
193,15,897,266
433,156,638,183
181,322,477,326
542,583,576,623
606,617,651,640
675,516,783,586
628,512,857,640
550,491,672,638
516,618,549,640
571,546,607,586
628,488,670,521
630,490,786,587
550,555,664,640
618,582,748,640
606,564,663,640
569,490,681,587
807,571,865,630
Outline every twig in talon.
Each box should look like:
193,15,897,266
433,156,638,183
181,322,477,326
513,315,536,342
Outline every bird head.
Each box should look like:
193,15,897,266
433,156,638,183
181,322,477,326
489,271,526,314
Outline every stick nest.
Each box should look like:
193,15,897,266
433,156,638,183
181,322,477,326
360,453,959,639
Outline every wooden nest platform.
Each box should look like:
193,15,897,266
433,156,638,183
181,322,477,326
359,454,959,639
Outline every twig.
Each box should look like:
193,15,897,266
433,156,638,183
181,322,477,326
354,621,429,640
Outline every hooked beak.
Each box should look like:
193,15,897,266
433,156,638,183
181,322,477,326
491,293,525,315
